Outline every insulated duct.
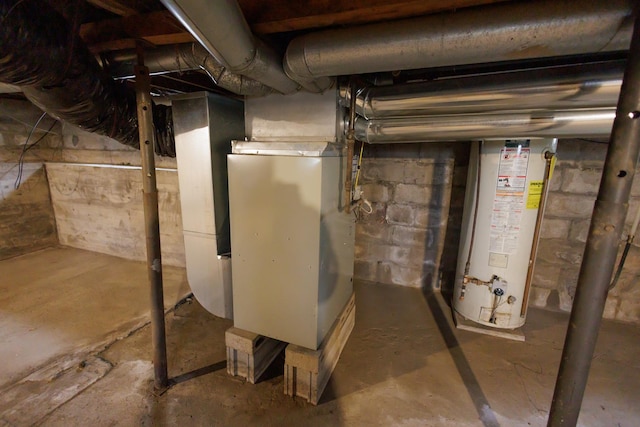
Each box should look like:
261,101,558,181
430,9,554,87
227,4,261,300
105,43,275,97
0,0,175,156
160,0,320,93
344,61,625,119
0,83,20,94
285,0,635,85
355,109,616,143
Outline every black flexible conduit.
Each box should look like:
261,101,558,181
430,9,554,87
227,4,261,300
0,0,175,156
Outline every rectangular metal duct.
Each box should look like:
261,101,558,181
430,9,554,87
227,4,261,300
172,92,244,319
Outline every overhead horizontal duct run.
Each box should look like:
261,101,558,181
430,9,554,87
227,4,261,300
355,109,616,143
160,0,325,93
104,43,275,97
345,61,624,143
343,61,625,119
285,0,634,84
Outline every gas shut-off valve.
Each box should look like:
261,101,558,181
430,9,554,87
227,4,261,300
460,274,516,304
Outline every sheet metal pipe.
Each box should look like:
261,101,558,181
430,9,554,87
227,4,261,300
285,0,633,83
547,12,640,427
354,109,616,143
341,62,624,119
106,44,275,97
135,63,169,390
160,0,312,94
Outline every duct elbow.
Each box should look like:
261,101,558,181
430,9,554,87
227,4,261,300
284,38,335,93
284,38,314,81
236,43,300,95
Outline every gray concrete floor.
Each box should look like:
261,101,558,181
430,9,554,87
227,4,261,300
1,248,639,426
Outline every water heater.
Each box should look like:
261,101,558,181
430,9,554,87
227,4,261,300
453,139,556,330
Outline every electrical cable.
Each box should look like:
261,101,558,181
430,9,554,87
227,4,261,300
14,112,55,189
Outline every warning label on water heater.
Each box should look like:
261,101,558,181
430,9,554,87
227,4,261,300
489,147,530,254
496,147,529,191
526,180,544,209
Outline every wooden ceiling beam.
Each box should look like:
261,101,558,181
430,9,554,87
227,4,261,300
84,0,161,17
80,10,193,52
239,0,512,34
86,33,194,54
80,0,514,52
85,0,139,16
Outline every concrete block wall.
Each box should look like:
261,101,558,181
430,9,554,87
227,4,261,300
530,139,640,323
353,142,469,288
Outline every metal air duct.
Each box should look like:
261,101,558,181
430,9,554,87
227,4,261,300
160,0,320,93
105,43,275,97
285,0,634,86
172,92,241,319
0,83,20,94
344,62,625,119
354,109,616,143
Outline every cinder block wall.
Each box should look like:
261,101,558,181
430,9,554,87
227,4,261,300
354,139,640,325
531,139,640,323
353,142,469,288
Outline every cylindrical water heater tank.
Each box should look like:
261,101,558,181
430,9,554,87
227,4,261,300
453,139,556,329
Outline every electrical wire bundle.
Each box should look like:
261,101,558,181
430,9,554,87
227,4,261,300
14,112,58,189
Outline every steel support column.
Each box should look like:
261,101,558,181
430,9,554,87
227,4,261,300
135,62,169,390
547,13,640,427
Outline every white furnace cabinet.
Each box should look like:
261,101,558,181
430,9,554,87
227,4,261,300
228,151,354,350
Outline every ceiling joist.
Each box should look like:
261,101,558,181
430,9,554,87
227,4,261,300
238,0,511,34
85,0,160,16
80,10,193,52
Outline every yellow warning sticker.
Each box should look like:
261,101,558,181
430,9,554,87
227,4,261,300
526,180,544,209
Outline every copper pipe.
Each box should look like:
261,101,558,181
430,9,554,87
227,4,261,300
344,82,357,213
521,150,555,317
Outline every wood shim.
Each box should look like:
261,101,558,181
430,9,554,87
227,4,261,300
284,292,355,405
225,327,286,384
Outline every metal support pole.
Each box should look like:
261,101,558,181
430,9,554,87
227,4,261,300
135,60,169,390
548,13,640,427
